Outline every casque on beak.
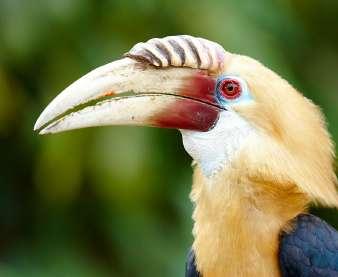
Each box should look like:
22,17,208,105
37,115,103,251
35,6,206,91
34,36,229,135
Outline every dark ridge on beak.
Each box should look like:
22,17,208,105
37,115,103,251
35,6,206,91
168,39,186,66
154,41,172,65
182,36,202,68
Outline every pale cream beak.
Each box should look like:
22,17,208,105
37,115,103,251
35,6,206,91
34,57,222,135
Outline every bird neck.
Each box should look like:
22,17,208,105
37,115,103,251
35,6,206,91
190,165,308,277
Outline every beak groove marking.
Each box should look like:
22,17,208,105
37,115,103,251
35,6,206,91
37,91,223,135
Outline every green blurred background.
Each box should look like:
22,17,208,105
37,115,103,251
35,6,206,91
0,0,337,276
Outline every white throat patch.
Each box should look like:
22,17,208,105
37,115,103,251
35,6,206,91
180,111,255,177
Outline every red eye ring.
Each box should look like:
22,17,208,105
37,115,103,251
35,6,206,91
219,79,242,100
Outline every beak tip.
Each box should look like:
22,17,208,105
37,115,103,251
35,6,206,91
37,123,54,135
33,117,44,132
33,123,39,132
34,110,52,133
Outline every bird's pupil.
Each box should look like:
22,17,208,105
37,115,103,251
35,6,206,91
227,84,234,92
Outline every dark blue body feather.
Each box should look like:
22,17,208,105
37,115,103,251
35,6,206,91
186,248,200,277
279,214,338,277
186,214,338,277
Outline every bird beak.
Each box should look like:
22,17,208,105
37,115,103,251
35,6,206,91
34,58,222,135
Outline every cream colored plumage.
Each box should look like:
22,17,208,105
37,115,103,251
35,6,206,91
191,54,337,276
189,54,338,276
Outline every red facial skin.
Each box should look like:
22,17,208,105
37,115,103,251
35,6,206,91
151,72,221,131
180,72,218,106
151,98,220,131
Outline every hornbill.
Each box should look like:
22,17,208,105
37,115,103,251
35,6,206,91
34,35,338,276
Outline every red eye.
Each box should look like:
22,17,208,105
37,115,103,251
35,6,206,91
219,79,242,100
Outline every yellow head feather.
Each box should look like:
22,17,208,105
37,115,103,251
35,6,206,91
227,54,338,207
192,54,337,276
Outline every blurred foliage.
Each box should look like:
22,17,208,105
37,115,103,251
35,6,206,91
0,0,337,276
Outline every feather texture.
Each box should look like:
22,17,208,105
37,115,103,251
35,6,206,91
279,214,338,277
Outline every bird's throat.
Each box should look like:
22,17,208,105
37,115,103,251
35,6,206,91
190,164,308,277
181,111,255,177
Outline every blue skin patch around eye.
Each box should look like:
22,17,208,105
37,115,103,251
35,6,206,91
215,75,253,107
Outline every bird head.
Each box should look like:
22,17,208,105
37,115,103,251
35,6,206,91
34,35,338,208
